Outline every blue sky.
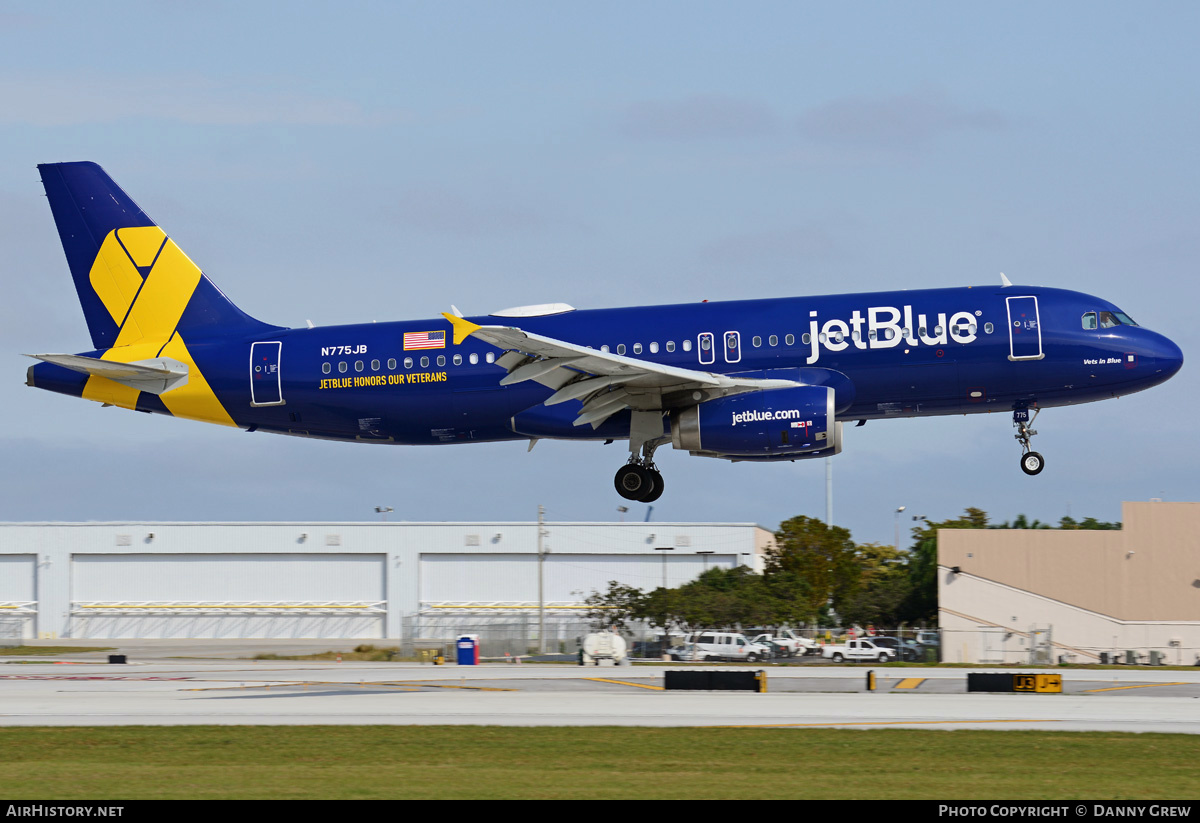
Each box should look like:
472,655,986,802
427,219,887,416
2,2,1197,544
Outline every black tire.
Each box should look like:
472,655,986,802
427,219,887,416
746,653,759,663
832,653,844,663
615,464,651,500
1021,452,1045,476
639,469,665,502
878,653,889,663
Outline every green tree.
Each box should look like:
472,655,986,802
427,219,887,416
767,515,862,620
581,580,645,632
838,542,913,626
901,507,989,622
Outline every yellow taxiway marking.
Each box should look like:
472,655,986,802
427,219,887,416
893,678,926,690
707,719,1060,729
584,677,665,691
1083,682,1189,693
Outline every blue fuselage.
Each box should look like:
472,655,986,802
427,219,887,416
34,284,1179,447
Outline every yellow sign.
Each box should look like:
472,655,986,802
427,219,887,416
1014,674,1062,693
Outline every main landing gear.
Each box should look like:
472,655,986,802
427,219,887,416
615,432,665,502
1014,408,1044,476
615,458,664,502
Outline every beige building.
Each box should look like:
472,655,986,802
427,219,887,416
939,502,1200,665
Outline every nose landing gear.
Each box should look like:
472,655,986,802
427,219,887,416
1014,408,1044,475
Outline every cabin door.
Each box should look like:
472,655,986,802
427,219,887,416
250,341,285,406
1006,296,1044,361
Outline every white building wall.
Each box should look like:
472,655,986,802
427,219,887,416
0,522,764,639
940,570,1200,665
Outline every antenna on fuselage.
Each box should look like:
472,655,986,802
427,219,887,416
1000,272,1013,287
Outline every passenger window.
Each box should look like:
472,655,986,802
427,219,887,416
436,355,446,367
769,335,778,346
617,344,626,355
371,359,380,371
752,336,762,348
633,343,642,354
387,358,397,370
785,334,794,346
404,357,413,369
682,339,692,352
1082,312,1097,330
649,342,659,353
420,356,429,368
355,360,364,372
469,353,479,365
322,363,331,374
984,322,994,334
338,362,348,373
666,341,675,352
600,345,609,353
802,333,811,345
453,354,462,365
486,352,495,363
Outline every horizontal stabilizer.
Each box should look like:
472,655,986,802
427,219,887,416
26,353,188,395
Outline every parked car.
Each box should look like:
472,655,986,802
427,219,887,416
869,636,923,661
748,629,818,657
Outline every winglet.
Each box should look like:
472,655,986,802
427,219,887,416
442,312,482,345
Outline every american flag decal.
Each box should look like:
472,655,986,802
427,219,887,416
403,330,446,350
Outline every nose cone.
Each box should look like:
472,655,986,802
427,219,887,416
1148,331,1184,381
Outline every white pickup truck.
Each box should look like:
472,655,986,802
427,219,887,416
821,638,897,663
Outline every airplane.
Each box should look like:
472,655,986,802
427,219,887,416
26,162,1183,502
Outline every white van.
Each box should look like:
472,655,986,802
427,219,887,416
675,632,767,663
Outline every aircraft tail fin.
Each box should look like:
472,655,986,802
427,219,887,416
38,161,280,350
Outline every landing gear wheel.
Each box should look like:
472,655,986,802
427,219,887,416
615,464,652,500
1020,451,1045,476
639,469,664,503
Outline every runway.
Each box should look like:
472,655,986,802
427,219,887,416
3,651,1199,732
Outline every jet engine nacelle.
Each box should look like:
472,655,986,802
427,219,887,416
670,385,841,460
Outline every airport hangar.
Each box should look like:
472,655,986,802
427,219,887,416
0,521,773,642
939,501,1200,666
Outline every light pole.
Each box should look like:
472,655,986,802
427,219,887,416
538,504,548,654
894,506,906,551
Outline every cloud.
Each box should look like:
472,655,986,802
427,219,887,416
0,73,389,127
616,94,779,140
797,90,1005,150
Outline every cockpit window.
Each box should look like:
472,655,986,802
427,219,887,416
1098,311,1120,329
1082,312,1097,330
1113,311,1138,327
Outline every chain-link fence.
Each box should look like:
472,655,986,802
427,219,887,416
938,626,1200,666
0,620,23,648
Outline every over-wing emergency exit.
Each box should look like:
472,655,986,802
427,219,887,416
26,162,1183,501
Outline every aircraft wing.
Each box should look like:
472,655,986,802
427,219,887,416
443,313,802,428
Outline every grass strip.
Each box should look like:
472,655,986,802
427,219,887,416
0,726,1197,799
